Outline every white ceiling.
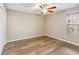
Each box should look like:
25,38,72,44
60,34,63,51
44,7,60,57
5,3,79,15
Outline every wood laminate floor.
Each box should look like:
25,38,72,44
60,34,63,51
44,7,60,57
2,36,79,55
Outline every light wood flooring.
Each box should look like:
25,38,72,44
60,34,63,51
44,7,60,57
2,36,79,55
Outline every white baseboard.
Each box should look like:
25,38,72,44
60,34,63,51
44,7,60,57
0,44,5,55
46,35,79,46
6,34,79,46
6,34,45,43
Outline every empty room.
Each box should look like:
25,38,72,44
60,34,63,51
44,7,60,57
0,3,79,55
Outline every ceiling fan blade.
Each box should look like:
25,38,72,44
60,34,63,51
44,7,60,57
48,9,54,11
41,11,43,14
39,5,43,8
39,4,47,8
48,6,56,9
48,11,53,13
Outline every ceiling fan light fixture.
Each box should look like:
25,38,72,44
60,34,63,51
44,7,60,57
42,8,47,13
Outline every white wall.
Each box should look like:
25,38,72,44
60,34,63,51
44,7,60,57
46,6,79,44
7,10,45,42
0,4,6,54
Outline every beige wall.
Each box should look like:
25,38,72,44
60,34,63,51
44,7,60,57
46,11,67,39
46,6,79,44
7,6,79,44
7,10,45,42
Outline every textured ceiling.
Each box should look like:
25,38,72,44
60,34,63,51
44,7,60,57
5,3,79,15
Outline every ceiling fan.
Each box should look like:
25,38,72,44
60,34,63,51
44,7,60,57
34,4,56,15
